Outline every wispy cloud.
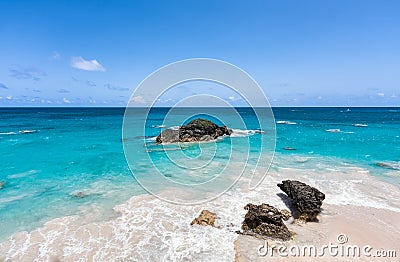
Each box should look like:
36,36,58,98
63,98,71,104
86,80,96,87
104,83,129,91
0,83,8,89
70,56,106,72
131,96,145,103
58,88,70,93
9,65,47,81
49,51,61,60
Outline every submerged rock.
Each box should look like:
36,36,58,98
0,180,5,190
71,191,88,198
156,118,232,144
277,180,325,222
191,210,217,227
283,147,296,151
240,203,292,241
376,162,400,170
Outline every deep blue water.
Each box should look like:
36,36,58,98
0,107,399,240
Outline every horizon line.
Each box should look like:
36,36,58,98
0,106,399,109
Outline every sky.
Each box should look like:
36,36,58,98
0,0,399,107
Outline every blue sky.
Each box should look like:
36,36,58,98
0,0,399,106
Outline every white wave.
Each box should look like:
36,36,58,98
2,158,400,260
18,130,37,134
230,129,264,137
151,125,166,128
0,132,17,135
145,136,157,142
276,120,297,125
353,123,368,127
326,129,341,133
325,129,354,134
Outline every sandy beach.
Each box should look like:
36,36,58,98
1,162,399,261
235,204,400,261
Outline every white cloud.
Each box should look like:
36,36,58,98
70,56,106,72
131,96,145,103
63,98,71,103
6,95,12,100
377,92,385,97
228,96,235,101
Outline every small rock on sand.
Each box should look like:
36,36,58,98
240,203,292,241
191,210,217,227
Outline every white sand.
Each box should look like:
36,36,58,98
235,204,400,261
1,163,400,261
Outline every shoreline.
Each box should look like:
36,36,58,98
1,161,400,261
235,204,400,261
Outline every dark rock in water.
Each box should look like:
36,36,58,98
156,129,179,144
277,180,325,222
0,180,5,190
240,203,292,241
375,162,399,170
156,118,232,144
71,191,88,198
283,147,296,151
191,210,217,227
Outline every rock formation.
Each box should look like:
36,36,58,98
191,210,217,227
0,180,5,190
277,180,325,221
156,118,232,144
280,209,291,221
240,203,292,241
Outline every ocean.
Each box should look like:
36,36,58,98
0,107,399,259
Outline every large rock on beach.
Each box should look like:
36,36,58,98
277,180,325,221
240,203,292,241
156,118,232,144
191,210,217,227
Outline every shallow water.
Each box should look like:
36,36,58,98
0,107,399,243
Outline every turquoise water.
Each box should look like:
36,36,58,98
0,107,399,241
